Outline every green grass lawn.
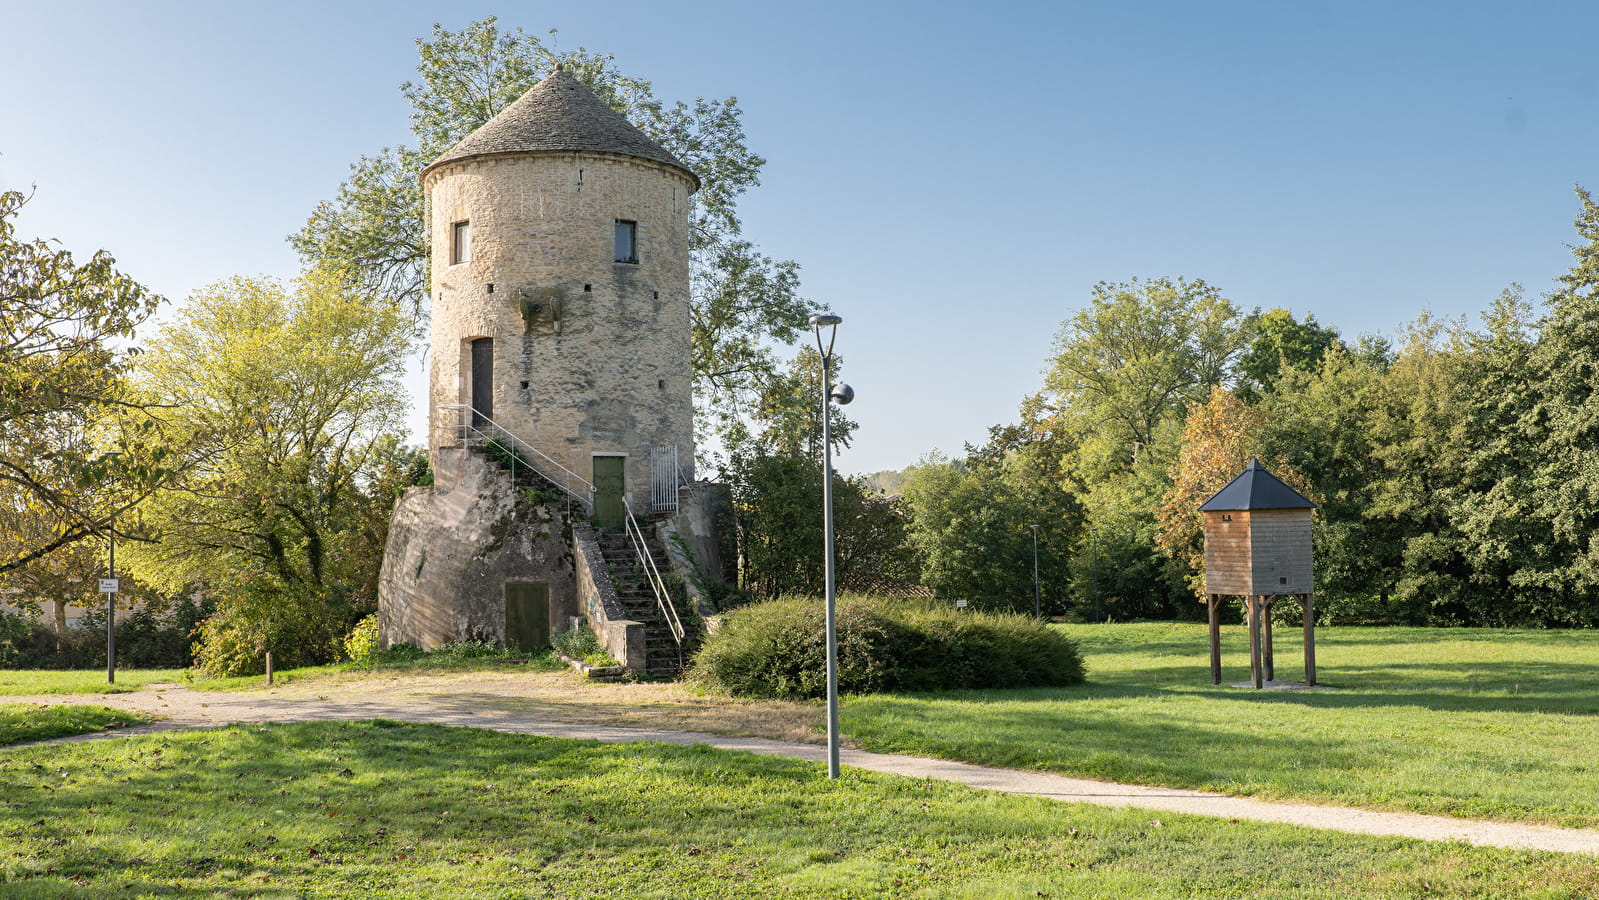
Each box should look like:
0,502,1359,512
844,622,1599,828
0,704,152,746
0,668,187,696
2,721,1594,899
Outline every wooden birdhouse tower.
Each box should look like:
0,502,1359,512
1199,459,1317,689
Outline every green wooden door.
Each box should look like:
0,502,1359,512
593,456,626,531
504,582,550,652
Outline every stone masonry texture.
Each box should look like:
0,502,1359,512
380,68,700,652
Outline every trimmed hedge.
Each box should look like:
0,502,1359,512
692,596,1085,699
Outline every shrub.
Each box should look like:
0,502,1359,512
113,595,213,668
0,595,210,670
192,582,361,677
692,595,1086,699
375,642,425,662
427,640,512,662
0,611,49,668
343,613,380,664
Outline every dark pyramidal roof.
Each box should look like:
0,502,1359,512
420,66,699,189
1198,458,1317,512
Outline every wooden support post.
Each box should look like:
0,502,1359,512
1303,593,1316,686
1262,597,1275,683
1247,596,1263,690
266,651,273,686
1207,595,1222,685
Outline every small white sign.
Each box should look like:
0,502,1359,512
955,599,969,608
98,578,120,594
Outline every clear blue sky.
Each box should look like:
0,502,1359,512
4,1,1596,475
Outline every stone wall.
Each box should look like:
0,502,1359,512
670,484,735,583
378,449,577,649
570,522,646,671
425,150,696,511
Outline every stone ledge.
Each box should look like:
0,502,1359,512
556,652,628,682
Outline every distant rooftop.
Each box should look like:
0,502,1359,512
1198,458,1316,511
421,65,699,189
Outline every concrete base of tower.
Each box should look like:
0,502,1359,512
378,448,578,651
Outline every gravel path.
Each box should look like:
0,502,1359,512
11,677,1599,856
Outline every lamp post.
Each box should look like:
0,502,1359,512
1030,524,1041,619
1091,525,1102,623
811,312,853,781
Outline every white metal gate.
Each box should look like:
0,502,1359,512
651,445,679,513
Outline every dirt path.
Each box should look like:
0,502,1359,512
10,672,1599,856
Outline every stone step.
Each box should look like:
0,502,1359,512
591,523,698,680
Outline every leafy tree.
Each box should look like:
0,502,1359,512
292,18,811,446
1155,387,1315,596
1039,276,1248,480
900,440,1081,614
1236,307,1343,400
859,469,907,495
1071,502,1193,621
728,451,913,600
1255,349,1392,620
1361,315,1493,622
717,347,856,463
124,271,420,673
1491,188,1599,624
1259,313,1515,625
0,189,169,573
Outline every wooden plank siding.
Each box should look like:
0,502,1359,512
1203,511,1253,595
1248,509,1314,594
1203,509,1314,595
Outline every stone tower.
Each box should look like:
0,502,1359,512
379,68,715,665
423,65,698,523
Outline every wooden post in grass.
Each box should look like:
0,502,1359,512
266,652,273,686
1247,596,1263,689
1302,594,1316,686
1207,595,1222,685
1262,597,1275,683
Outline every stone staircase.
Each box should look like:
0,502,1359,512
596,529,698,679
467,435,699,679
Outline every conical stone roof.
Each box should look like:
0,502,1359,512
420,66,699,189
1198,459,1316,512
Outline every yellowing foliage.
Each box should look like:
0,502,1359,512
1154,387,1317,596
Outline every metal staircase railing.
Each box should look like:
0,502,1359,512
442,405,685,670
623,496,685,665
441,405,594,511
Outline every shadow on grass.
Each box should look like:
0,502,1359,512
886,656,1599,717
0,721,856,894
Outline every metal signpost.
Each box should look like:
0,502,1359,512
103,519,118,685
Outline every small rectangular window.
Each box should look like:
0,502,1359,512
614,220,638,264
451,220,471,265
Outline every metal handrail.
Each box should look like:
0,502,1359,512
441,405,594,510
623,496,685,657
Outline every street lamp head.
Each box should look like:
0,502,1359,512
829,382,855,405
809,313,843,327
